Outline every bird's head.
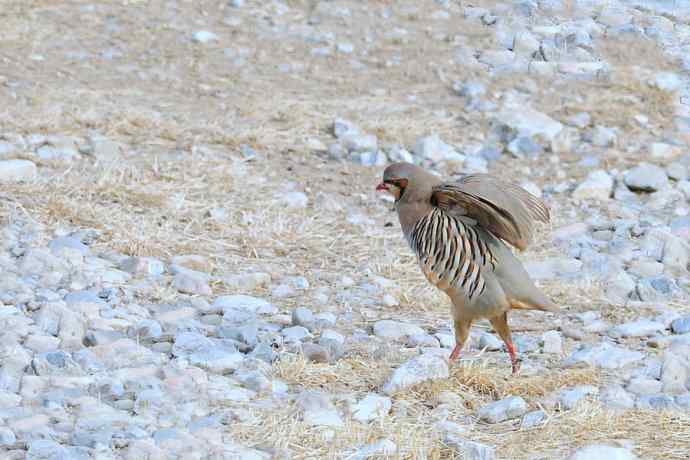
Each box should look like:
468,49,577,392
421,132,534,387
376,162,439,203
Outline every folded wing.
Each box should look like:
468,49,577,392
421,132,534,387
431,174,550,251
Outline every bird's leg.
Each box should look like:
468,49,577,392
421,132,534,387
450,318,472,362
489,312,521,375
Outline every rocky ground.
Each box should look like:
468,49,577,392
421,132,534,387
1,0,690,459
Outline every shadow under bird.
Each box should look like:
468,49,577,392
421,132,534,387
376,162,559,374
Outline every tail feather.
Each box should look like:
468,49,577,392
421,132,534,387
510,295,559,313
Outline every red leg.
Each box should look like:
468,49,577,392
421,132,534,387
489,313,520,375
449,318,472,364
505,340,520,375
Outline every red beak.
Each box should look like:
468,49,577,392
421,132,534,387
376,182,389,192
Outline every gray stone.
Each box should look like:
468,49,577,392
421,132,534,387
520,410,545,429
565,343,644,369
192,30,218,43
493,104,563,142
479,333,503,351
605,268,636,302
609,319,665,338
671,316,690,334
541,330,563,354
373,320,425,341
341,133,378,153
636,394,678,410
172,269,211,296
524,258,583,280
572,170,614,201
31,351,83,376
406,333,440,348
626,377,662,395
507,136,543,158
296,390,343,427
565,112,591,128
660,352,688,394
0,427,16,446
675,394,690,409
382,354,449,395
478,396,528,423
585,126,617,147
333,118,360,138
624,163,669,192
444,433,496,460
636,276,678,302
292,307,314,329
349,439,397,460
282,326,312,343
599,384,635,410
667,162,689,181
0,159,37,183
351,393,392,422
662,235,689,271
412,134,463,163
49,236,89,255
280,191,309,209
215,295,277,317
567,444,639,460
222,272,271,290
557,385,599,410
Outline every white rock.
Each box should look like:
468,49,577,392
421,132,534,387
652,72,682,92
349,439,397,460
557,385,598,410
413,134,462,162
192,30,218,43
572,170,613,201
661,351,689,394
382,354,449,395
479,333,503,351
222,272,271,290
567,444,639,460
624,163,669,192
494,105,563,141
296,390,343,427
0,159,37,183
279,191,309,209
565,343,644,369
373,320,425,341
478,396,528,423
172,270,211,295
214,295,276,315
609,319,665,338
351,393,392,422
444,434,496,460
541,330,563,354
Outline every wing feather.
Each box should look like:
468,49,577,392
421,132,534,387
431,174,550,251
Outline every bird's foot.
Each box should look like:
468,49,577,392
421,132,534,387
449,344,462,362
511,357,522,375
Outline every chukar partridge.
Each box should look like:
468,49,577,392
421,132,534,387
376,162,558,374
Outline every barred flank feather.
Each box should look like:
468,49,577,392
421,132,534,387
408,208,496,301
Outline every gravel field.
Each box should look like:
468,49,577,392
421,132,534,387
1,1,690,459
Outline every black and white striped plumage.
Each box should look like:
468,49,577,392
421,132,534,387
407,207,497,301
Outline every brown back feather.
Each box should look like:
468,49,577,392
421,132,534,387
431,174,550,251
